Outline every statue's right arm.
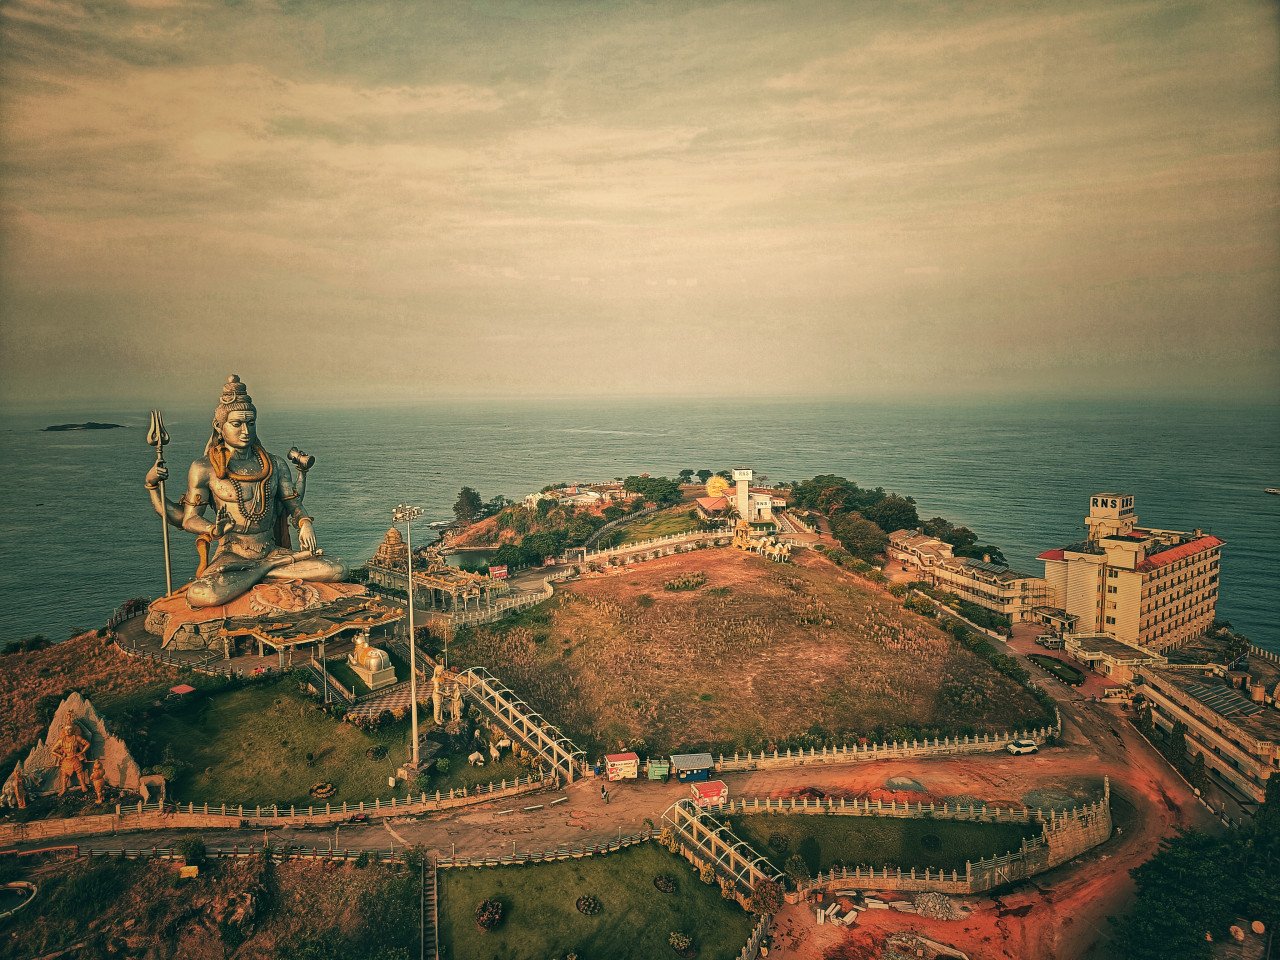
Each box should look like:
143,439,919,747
144,460,184,527
180,461,217,536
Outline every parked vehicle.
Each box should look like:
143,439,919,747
1035,635,1065,650
1006,739,1039,755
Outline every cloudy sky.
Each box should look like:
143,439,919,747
1,0,1277,406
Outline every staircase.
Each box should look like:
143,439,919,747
423,858,440,959
304,659,354,704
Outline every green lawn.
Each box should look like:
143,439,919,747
618,507,703,545
1028,654,1087,686
420,747,530,794
439,843,755,960
145,678,542,807
727,814,1038,875
147,679,411,806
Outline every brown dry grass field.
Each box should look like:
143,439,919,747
3,854,422,960
454,547,1050,756
0,631,179,761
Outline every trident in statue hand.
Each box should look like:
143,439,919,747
147,409,173,595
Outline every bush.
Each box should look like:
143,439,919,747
435,758,450,775
664,572,707,592
354,850,370,869
178,838,206,867
669,931,693,951
698,862,716,884
654,873,677,893
750,877,784,915
576,894,602,916
475,897,504,931
784,853,809,882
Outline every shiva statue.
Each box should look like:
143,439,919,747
145,375,347,608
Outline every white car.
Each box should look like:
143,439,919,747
1006,739,1039,755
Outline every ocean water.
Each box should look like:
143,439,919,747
0,398,1276,652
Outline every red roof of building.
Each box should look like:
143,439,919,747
690,780,727,799
695,496,728,511
1136,535,1224,572
169,683,196,695
605,752,639,763
1037,549,1065,561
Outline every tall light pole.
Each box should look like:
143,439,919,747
393,503,425,770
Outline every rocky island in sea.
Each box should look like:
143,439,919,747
42,422,126,432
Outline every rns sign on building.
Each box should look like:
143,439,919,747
1090,494,1134,516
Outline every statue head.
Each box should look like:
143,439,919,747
212,375,258,452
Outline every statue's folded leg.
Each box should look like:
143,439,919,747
187,559,273,608
264,556,348,582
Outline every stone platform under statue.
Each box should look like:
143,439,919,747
146,580,400,654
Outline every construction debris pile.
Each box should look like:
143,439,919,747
913,892,962,920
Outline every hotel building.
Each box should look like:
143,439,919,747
888,529,1050,622
1135,647,1280,806
1038,494,1223,653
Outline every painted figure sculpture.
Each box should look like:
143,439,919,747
91,759,106,804
145,375,347,608
51,723,90,796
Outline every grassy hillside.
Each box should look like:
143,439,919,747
452,548,1051,756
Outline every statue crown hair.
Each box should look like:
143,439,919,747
213,374,256,426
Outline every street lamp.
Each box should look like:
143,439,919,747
393,502,425,770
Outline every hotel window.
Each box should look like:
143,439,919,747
1106,616,1116,625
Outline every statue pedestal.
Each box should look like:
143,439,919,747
145,581,400,653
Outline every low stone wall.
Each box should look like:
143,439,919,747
0,776,547,848
724,795,1047,824
789,780,1112,900
716,714,1060,774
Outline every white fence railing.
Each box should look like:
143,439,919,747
723,795,1047,823
716,714,1060,772
0,775,549,846
579,527,731,561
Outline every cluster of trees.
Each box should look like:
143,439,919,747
464,477,669,572
1,634,53,655
622,475,683,505
1136,707,1211,794
452,487,512,524
1115,776,1280,959
921,516,1006,564
790,474,1004,565
789,475,918,562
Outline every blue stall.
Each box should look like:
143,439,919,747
669,753,715,783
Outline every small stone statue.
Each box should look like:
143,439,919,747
90,759,106,804
51,723,90,796
1,766,28,809
431,664,465,730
